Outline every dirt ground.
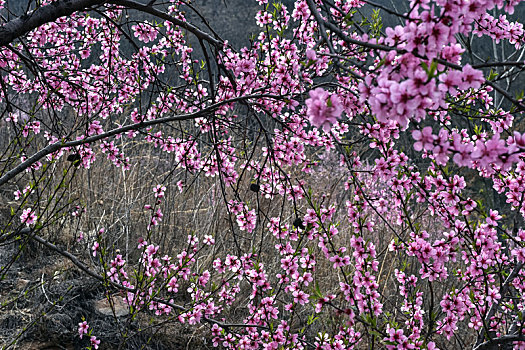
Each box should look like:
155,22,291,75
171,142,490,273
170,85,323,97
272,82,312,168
0,241,215,350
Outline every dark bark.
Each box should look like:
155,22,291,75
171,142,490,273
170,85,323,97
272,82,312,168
0,0,106,47
0,0,222,49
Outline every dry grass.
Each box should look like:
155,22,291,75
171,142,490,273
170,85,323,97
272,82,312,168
0,117,480,350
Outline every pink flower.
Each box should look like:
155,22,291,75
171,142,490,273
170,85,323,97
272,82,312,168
385,25,404,46
486,287,501,304
203,234,215,245
471,134,507,168
167,277,179,292
90,336,100,349
439,70,463,95
306,49,317,61
78,321,88,339
452,132,474,167
146,244,158,256
459,64,484,90
412,126,435,152
512,131,525,148
292,290,309,305
486,209,502,226
92,242,99,257
389,81,420,115
20,208,36,226
132,23,157,43
305,88,343,132
236,59,255,74
154,184,166,199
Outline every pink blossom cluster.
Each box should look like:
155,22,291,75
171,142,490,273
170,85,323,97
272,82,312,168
412,127,525,173
78,321,100,349
4,0,525,349
20,208,36,226
305,88,343,132
228,200,257,233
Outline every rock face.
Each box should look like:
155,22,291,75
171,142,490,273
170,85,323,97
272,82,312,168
192,0,296,47
94,296,129,317
185,0,261,48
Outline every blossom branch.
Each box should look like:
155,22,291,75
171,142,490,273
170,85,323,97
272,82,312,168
0,93,284,187
14,228,269,331
106,0,223,47
0,0,106,47
475,262,524,347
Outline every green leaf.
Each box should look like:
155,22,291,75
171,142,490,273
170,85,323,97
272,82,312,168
428,59,438,78
421,61,429,74
487,69,498,81
307,314,318,325
313,281,323,299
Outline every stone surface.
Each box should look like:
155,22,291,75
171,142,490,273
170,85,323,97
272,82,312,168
94,297,129,317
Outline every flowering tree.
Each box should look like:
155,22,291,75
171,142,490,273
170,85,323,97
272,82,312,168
1,0,525,349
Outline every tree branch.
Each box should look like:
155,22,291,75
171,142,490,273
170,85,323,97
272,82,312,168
0,93,283,187
473,334,525,350
106,0,223,47
0,0,106,47
16,227,268,330
475,262,524,347
0,0,223,49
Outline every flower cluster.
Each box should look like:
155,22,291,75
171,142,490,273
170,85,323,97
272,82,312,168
305,87,343,132
4,0,525,349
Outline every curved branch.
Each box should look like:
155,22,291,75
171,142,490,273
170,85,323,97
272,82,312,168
473,61,525,69
0,0,223,49
106,0,223,48
0,93,283,187
473,334,525,350
0,0,106,47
